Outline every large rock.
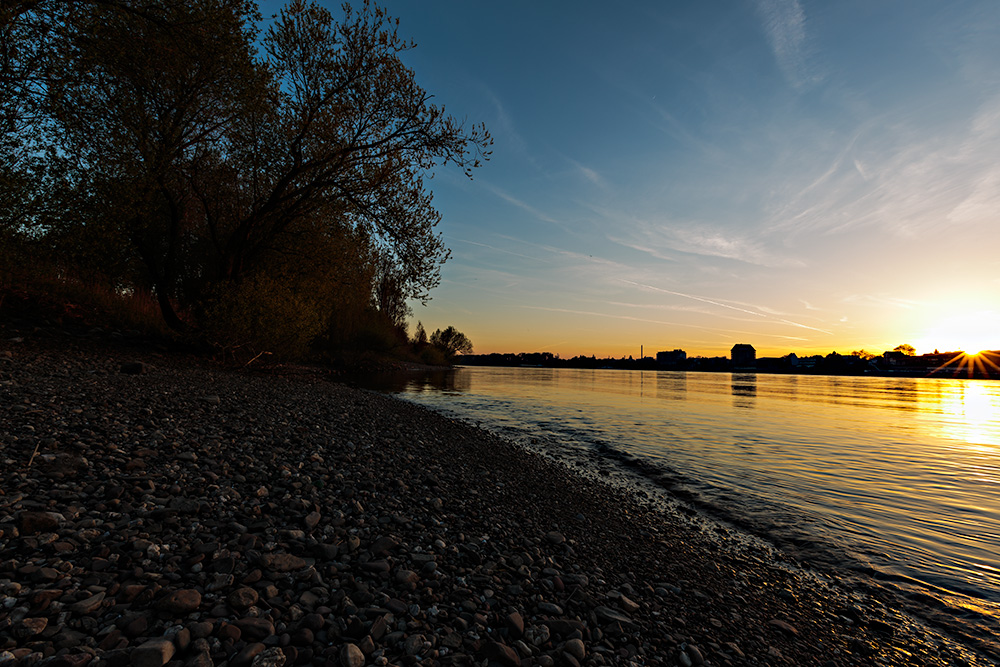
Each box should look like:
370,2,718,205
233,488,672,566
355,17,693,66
233,617,275,640
67,592,104,615
156,589,202,614
259,553,307,572
18,511,64,534
131,638,175,667
338,644,364,667
227,587,259,610
481,642,520,667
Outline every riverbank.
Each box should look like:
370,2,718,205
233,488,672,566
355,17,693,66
0,334,987,666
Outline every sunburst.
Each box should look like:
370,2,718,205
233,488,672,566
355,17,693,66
931,351,1000,378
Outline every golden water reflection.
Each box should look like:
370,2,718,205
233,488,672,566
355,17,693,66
389,366,1000,648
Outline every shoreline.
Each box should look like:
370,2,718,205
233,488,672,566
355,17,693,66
0,337,990,666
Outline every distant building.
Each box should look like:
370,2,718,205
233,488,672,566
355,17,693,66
731,343,756,371
656,349,687,369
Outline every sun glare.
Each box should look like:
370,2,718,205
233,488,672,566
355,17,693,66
914,309,1000,356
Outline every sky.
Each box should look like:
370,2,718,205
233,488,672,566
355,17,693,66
271,0,1000,358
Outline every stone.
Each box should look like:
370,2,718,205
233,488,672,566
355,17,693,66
232,643,266,667
157,589,202,613
545,619,586,637
339,644,364,667
69,592,106,615
299,613,325,631
482,641,520,667
259,554,307,572
185,653,213,667
618,595,640,614
19,511,64,534
767,619,798,636
132,638,175,667
303,512,321,531
505,612,525,639
233,617,275,640
594,606,634,626
369,536,398,556
564,638,585,660
251,647,286,667
402,635,424,656
16,617,48,638
537,602,562,615
544,531,565,545
394,569,419,586
685,645,704,666
227,587,259,610
120,362,147,375
188,622,214,640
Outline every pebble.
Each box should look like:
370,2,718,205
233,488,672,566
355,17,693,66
131,638,175,667
339,643,364,667
0,340,963,667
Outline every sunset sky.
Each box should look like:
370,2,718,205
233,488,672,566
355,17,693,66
282,1,1000,358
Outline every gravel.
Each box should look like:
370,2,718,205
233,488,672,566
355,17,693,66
0,329,990,667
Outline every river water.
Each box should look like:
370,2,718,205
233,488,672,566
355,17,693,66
370,366,1000,659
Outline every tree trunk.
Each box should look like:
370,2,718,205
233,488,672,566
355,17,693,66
155,286,187,333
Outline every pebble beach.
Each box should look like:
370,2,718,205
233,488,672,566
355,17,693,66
0,329,989,667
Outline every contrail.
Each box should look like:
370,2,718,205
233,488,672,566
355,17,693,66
622,280,834,335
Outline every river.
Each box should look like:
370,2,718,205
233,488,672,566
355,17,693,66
368,366,1000,659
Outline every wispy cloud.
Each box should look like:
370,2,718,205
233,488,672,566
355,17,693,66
447,236,542,262
520,304,822,344
605,212,804,269
764,95,1000,240
564,157,608,190
482,183,561,226
623,280,834,335
479,85,531,161
753,0,819,89
842,294,923,309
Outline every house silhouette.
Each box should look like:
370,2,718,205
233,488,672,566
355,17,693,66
731,344,756,371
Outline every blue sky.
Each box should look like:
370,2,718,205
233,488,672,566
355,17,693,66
274,0,1000,357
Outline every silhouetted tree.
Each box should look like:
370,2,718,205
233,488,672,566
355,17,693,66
412,321,428,347
893,344,916,356
1,0,490,359
430,325,473,360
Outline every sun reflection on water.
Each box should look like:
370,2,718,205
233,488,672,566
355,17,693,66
939,382,1000,447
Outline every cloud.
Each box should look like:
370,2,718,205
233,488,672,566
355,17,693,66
763,95,1000,240
753,0,819,89
478,84,540,169
482,183,561,226
623,280,834,335
564,157,608,190
607,214,804,268
448,236,542,262
841,294,922,309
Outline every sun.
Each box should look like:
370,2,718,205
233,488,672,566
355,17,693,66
913,309,1000,355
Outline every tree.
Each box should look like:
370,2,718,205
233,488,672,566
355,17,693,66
430,325,473,360
26,0,264,330
412,321,428,347
1,0,490,358
893,344,916,356
851,350,877,360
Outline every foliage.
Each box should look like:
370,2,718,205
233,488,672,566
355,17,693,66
429,325,473,362
851,350,878,360
893,344,916,356
412,321,428,347
201,271,326,362
0,0,489,361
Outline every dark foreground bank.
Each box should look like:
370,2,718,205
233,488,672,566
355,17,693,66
0,338,990,667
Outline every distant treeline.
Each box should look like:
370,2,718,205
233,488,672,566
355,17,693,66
0,0,489,363
460,350,1000,379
